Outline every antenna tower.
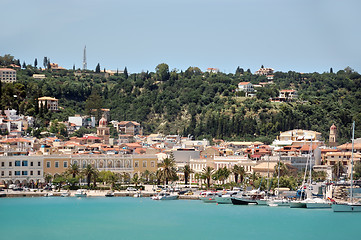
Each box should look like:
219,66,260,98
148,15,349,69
83,45,87,70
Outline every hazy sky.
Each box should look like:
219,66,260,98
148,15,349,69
2,0,361,73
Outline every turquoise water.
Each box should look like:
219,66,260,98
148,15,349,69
0,197,360,240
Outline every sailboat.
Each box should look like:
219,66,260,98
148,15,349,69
333,122,361,212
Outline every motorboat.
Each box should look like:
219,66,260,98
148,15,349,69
151,192,178,200
231,190,264,205
105,191,115,197
199,191,218,203
306,198,332,209
215,191,239,204
61,191,70,197
289,200,307,208
333,202,361,212
45,192,54,197
267,198,290,207
74,189,87,197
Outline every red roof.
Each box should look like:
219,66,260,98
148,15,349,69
82,136,102,140
238,82,251,85
280,89,296,93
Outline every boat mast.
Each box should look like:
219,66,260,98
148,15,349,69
267,155,270,197
309,139,313,186
277,150,280,198
350,121,355,204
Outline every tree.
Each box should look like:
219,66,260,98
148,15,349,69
155,63,170,81
34,58,38,68
82,164,97,188
44,173,53,184
124,67,128,79
85,88,102,121
261,65,264,68
354,162,361,180
43,57,48,69
22,61,26,69
232,165,245,184
158,153,177,185
274,162,288,177
202,166,214,189
330,67,333,74
73,64,75,71
95,63,101,73
332,162,345,180
132,174,141,187
52,174,66,190
182,165,193,185
66,163,80,178
213,167,230,185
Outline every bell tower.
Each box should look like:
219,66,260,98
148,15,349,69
329,124,337,147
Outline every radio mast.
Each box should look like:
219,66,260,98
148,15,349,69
83,45,87,70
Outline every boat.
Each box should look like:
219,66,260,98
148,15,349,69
231,190,264,205
61,191,70,197
215,191,239,204
74,189,87,197
290,200,307,208
199,191,218,203
45,192,54,197
333,122,361,212
105,191,115,197
151,192,178,200
306,198,332,209
267,198,290,207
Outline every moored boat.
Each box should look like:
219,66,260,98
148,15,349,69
200,191,218,203
151,192,178,200
215,191,239,204
306,198,332,209
267,198,290,207
105,191,115,197
289,200,307,208
332,203,361,212
74,189,87,197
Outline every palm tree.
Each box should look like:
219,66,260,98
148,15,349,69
202,166,215,189
232,165,246,184
332,162,345,180
158,157,177,185
82,164,97,188
274,162,288,178
132,173,141,187
67,163,80,178
142,170,150,183
213,167,230,185
44,173,53,184
182,165,194,185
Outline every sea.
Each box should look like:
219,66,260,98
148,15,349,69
0,197,360,240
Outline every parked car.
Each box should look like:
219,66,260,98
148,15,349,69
126,187,137,191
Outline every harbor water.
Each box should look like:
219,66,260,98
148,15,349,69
0,197,359,240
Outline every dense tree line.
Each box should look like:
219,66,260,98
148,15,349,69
1,55,360,144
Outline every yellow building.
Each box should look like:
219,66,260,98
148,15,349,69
43,156,71,176
133,155,158,176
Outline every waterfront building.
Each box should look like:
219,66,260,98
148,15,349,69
0,68,16,83
324,151,361,177
0,156,43,185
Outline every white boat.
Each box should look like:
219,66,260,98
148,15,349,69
199,191,218,203
267,199,290,207
306,198,332,209
290,200,307,208
332,122,361,212
151,192,178,200
74,189,87,197
215,191,239,204
105,191,115,197
45,192,54,197
61,191,70,197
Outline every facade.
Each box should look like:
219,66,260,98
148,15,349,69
255,67,274,76
116,121,141,136
271,90,298,102
324,152,361,176
329,124,337,147
237,82,254,93
0,156,43,185
68,116,96,129
97,117,110,144
206,68,219,74
0,68,16,83
132,155,158,175
38,97,58,111
43,155,71,176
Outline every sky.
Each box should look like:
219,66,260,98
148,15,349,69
1,0,361,74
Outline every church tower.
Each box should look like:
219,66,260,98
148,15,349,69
329,124,337,147
97,116,110,144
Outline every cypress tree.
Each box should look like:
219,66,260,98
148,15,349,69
95,63,100,73
34,58,38,68
124,67,128,79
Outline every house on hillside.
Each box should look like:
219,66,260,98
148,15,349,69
270,89,298,102
237,82,256,97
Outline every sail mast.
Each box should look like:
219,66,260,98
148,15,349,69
350,121,355,204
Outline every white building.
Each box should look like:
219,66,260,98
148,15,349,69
38,97,58,111
0,68,16,83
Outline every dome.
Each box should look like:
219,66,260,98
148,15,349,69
330,124,337,130
99,117,107,126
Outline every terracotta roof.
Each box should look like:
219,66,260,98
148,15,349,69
238,82,251,85
280,89,296,93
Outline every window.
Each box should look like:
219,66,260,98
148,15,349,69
15,171,20,176
134,161,139,168
9,171,12,176
9,162,12,167
38,171,41,175
46,161,50,168
38,161,41,167
151,161,155,167
22,171,28,176
22,161,28,166
55,161,59,168
1,171,4,176
30,171,33,175
1,162,4,167
30,162,33,166
143,161,147,168
64,161,68,168
15,161,21,166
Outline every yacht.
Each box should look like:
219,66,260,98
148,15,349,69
74,189,87,197
267,198,290,207
151,192,178,200
215,191,239,204
105,191,115,197
61,191,70,197
332,122,361,212
199,191,218,203
231,190,264,205
306,198,332,209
